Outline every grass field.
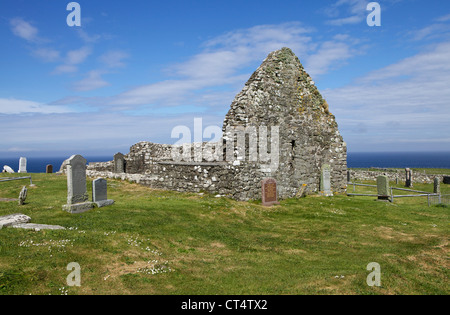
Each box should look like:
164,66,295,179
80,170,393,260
0,172,448,295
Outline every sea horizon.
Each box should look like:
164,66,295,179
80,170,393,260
1,151,449,174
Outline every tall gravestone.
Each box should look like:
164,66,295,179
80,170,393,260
62,155,94,214
377,175,390,201
405,168,413,188
18,157,27,173
319,164,333,196
434,177,441,195
92,178,115,208
261,178,280,206
114,153,125,173
46,164,53,174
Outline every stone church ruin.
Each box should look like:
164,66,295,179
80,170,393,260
86,48,347,201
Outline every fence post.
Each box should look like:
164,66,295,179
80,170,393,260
427,194,430,207
390,187,394,203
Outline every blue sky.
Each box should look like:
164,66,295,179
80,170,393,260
1,0,449,157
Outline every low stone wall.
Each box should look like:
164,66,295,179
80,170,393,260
349,169,446,184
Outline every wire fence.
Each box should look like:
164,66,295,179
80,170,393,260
428,194,450,206
347,181,444,206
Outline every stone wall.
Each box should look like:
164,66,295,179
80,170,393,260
87,48,348,201
349,169,446,184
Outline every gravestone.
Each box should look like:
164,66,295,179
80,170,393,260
377,175,390,201
443,176,450,185
92,178,115,208
405,168,413,188
3,165,14,173
262,178,280,206
18,157,27,173
434,177,441,194
62,155,94,214
46,164,53,174
114,153,125,173
18,186,27,206
0,213,31,229
347,170,351,183
319,164,333,196
0,213,64,231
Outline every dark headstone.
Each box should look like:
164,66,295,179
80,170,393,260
114,152,125,173
405,168,413,188
262,178,280,206
92,178,114,208
46,164,53,174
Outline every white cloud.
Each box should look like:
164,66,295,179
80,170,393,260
99,50,129,68
323,41,450,151
10,18,39,42
325,0,368,25
67,46,92,65
53,46,92,74
32,48,61,63
0,98,74,115
109,22,360,110
72,70,109,91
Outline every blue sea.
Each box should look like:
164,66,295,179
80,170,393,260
1,152,449,173
0,156,111,174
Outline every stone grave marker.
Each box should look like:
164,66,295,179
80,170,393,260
62,155,94,214
377,175,390,201
114,152,125,173
443,176,450,185
405,168,413,188
18,157,27,173
347,170,351,183
92,178,115,208
262,178,280,206
18,186,27,205
0,213,31,229
434,177,441,194
3,165,14,173
0,213,64,231
319,164,333,196
46,164,53,174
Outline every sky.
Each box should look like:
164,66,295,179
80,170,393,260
0,0,449,158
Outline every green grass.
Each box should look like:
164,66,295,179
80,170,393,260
0,172,448,295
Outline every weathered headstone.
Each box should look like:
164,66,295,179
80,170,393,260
0,213,64,231
3,165,14,173
443,176,450,185
0,213,31,229
319,164,333,196
62,155,94,214
405,168,413,188
46,164,53,174
114,152,125,173
377,175,390,201
18,157,27,173
262,178,280,206
347,170,351,183
58,158,70,174
434,177,441,194
92,178,115,208
18,186,27,206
